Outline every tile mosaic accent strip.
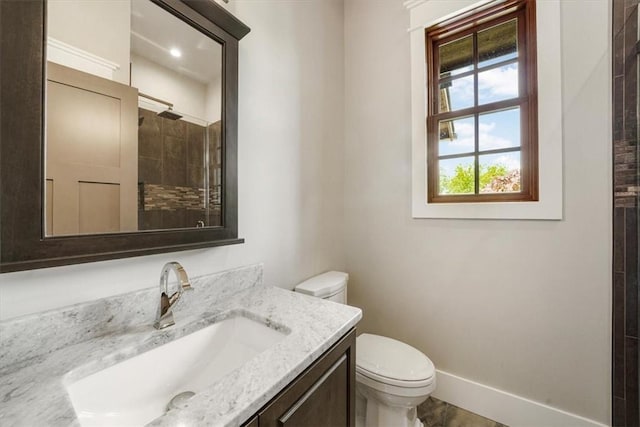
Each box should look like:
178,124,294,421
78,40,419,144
141,183,221,211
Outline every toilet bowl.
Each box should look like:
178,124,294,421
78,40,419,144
295,271,436,427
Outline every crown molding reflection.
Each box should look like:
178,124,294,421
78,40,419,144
47,37,120,81
403,0,427,10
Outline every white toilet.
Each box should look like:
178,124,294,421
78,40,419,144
295,271,436,427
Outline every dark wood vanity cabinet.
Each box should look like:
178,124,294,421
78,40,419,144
244,328,356,427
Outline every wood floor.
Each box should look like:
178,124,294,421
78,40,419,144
418,397,508,427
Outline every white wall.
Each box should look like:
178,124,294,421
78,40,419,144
0,0,345,320
344,0,611,424
205,78,223,123
2,1,614,424
131,54,208,121
47,0,130,84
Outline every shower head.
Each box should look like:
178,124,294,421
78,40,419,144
157,108,183,121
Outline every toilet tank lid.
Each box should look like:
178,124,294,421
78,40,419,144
295,271,348,298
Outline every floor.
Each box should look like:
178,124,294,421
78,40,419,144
418,397,508,427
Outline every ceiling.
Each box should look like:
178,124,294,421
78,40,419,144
130,0,222,85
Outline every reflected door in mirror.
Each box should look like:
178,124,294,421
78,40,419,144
46,63,138,236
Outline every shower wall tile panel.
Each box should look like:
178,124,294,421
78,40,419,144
163,135,188,187
626,337,639,426
615,271,627,399
138,109,162,159
615,396,627,426
138,156,162,184
626,208,638,338
612,1,640,426
138,108,207,229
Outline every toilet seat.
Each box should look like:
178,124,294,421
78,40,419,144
356,365,434,389
356,369,435,399
356,334,435,389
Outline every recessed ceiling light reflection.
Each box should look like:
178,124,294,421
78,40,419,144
170,48,182,58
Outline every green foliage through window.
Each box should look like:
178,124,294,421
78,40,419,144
439,164,521,194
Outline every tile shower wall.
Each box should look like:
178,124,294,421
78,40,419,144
612,1,640,426
137,108,222,230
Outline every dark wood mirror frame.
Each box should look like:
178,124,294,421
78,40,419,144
0,0,250,273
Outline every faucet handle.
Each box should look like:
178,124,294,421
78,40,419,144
155,292,175,329
159,292,171,316
167,291,181,306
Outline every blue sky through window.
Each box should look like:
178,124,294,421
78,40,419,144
438,64,520,179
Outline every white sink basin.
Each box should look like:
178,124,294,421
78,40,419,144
66,313,288,426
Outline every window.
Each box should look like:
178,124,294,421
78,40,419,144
425,0,538,203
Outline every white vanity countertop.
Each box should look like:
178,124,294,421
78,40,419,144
0,266,362,427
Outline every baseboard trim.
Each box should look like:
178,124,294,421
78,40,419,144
432,370,608,427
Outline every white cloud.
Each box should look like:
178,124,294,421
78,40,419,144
440,65,519,153
482,153,520,171
444,64,518,112
449,121,474,147
478,121,515,149
479,64,518,100
446,120,515,150
447,77,474,110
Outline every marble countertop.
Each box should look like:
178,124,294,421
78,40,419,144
0,266,362,426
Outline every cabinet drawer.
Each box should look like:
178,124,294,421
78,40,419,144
245,328,356,427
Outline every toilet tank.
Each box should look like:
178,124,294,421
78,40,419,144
294,271,348,304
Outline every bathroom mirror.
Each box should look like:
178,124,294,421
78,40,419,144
0,0,250,271
46,0,224,235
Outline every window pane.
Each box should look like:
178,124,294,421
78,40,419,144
479,152,521,193
478,63,518,105
439,35,473,77
439,156,475,195
438,116,475,156
478,19,518,68
479,108,520,151
439,75,474,112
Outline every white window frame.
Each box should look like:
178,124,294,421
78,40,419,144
408,0,563,220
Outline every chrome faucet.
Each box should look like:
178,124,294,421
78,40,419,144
154,262,192,330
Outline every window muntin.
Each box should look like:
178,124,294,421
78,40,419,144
426,0,538,203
